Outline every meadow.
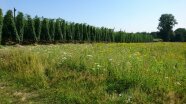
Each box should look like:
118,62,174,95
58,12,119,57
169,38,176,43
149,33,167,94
0,42,186,104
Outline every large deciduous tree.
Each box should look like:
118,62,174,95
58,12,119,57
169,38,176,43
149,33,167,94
158,14,177,41
2,10,19,44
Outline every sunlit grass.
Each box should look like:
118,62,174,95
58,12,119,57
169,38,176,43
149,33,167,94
0,42,186,103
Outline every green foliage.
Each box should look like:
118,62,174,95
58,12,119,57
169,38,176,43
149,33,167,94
34,16,42,42
82,23,87,41
74,23,80,41
0,9,155,44
40,18,51,42
158,14,177,41
49,19,55,41
60,19,66,42
16,12,24,43
114,31,153,43
65,22,71,42
54,18,62,42
2,9,186,43
174,28,186,42
2,10,19,44
0,8,3,44
24,15,37,43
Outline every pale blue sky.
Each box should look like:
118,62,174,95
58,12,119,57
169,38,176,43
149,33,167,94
0,0,186,32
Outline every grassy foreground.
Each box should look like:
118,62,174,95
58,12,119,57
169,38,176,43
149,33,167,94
0,43,186,104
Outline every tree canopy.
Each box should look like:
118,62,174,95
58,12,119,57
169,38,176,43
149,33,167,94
174,28,186,42
158,14,177,41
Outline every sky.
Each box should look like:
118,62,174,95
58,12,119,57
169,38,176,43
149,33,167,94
0,0,186,32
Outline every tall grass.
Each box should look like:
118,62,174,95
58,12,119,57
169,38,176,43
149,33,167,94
0,43,186,103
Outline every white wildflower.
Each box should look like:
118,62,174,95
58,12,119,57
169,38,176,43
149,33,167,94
109,59,113,61
62,57,67,60
87,55,93,57
63,52,67,55
92,68,96,71
134,52,141,56
126,62,132,66
175,82,181,86
126,96,132,103
97,64,101,68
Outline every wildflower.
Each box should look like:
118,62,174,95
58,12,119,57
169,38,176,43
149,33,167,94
129,55,132,58
63,52,67,55
134,52,141,56
109,58,113,61
92,68,96,71
97,64,101,68
87,55,93,57
175,82,181,86
126,96,132,103
62,57,67,60
126,62,131,66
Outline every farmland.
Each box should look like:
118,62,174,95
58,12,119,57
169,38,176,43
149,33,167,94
0,42,186,103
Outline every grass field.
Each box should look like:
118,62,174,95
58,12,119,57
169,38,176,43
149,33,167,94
0,43,186,104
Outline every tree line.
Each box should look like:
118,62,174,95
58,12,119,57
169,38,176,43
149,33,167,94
153,28,186,42
154,14,186,42
0,9,153,45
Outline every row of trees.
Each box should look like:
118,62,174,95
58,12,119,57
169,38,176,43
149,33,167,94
0,9,153,45
151,28,186,42
115,31,153,42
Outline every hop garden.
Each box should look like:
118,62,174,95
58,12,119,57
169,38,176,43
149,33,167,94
0,2,186,104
